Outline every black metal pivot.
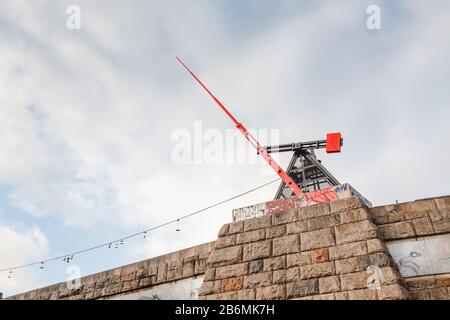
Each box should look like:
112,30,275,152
265,138,343,199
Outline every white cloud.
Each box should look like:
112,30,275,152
0,225,49,296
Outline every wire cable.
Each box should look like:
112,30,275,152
0,178,280,273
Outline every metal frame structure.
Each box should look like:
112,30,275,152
265,137,343,199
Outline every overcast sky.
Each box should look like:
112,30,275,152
0,0,449,297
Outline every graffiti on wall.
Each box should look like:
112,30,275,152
387,234,450,277
232,183,372,221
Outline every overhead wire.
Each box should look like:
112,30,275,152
0,178,280,273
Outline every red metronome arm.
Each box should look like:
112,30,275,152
176,57,303,196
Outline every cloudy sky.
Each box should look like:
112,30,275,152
0,0,449,297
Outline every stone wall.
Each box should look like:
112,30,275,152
370,196,450,240
198,197,410,300
6,195,450,300
369,196,450,300
7,242,213,300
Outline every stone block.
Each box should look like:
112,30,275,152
301,228,335,250
167,268,182,281
381,204,406,223
319,276,341,293
249,259,264,274
221,277,244,292
229,221,244,234
434,197,450,210
436,275,450,287
410,289,431,300
286,267,301,282
207,291,239,300
298,202,331,220
273,269,286,284
406,276,436,290
366,239,386,254
292,214,340,233
243,240,272,261
122,280,139,292
340,208,371,224
272,210,298,225
429,208,449,221
411,199,437,214
340,271,369,291
379,267,404,286
238,289,255,300
265,225,286,239
218,224,230,237
329,241,367,260
348,288,378,300
412,217,434,236
357,253,391,270
286,221,306,234
311,248,330,263
244,216,272,231
204,268,216,281
377,284,410,300
432,220,450,233
208,246,243,267
330,197,364,213
214,235,237,249
378,224,396,240
300,262,335,280
136,268,147,280
194,259,207,274
263,256,286,271
286,279,319,298
120,272,136,282
336,253,391,276
157,263,167,283
394,221,415,238
369,206,388,223
335,292,349,300
312,293,335,300
287,252,310,267
335,257,360,274
256,284,286,300
273,235,300,256
244,272,272,289
429,287,449,300
215,263,248,280
335,220,378,245
182,261,195,277
237,229,265,244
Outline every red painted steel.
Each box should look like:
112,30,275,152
326,132,342,153
177,57,303,195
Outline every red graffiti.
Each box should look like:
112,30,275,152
305,188,338,203
266,197,297,216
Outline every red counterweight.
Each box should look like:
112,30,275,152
326,132,342,153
